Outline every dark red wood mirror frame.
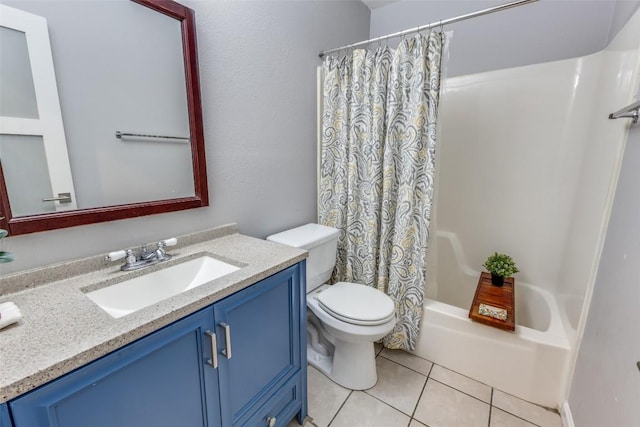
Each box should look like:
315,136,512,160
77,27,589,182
0,0,208,236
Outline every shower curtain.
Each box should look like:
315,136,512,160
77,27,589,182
318,32,445,350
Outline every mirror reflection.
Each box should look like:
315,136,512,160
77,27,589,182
0,0,201,222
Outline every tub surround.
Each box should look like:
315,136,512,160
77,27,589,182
417,231,571,408
0,224,307,403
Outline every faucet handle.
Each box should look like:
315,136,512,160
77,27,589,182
160,238,177,247
155,238,176,262
105,250,126,262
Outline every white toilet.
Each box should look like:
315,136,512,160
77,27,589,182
267,223,397,390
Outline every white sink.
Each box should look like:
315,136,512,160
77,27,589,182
86,255,240,318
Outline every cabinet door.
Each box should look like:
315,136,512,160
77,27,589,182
0,403,12,427
214,264,303,426
9,308,221,427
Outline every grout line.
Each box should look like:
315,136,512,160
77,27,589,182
410,367,430,421
488,388,494,427
378,354,431,377
493,389,560,414
362,390,416,418
491,390,555,426
375,344,384,356
488,389,493,426
491,407,542,427
429,378,491,405
409,362,435,426
426,360,434,378
432,362,493,389
327,390,353,426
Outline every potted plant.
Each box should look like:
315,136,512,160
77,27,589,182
0,229,14,263
483,252,518,287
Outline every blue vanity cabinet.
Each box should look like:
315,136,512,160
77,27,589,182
215,264,305,426
0,403,12,427
8,308,221,427
7,261,306,427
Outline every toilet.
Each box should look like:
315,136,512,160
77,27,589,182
267,223,397,390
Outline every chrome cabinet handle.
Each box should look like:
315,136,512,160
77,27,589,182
42,192,72,203
266,416,276,427
205,331,218,369
220,322,232,359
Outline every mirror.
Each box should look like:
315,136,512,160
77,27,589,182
0,0,207,235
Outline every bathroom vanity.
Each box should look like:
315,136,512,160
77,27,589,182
0,225,307,427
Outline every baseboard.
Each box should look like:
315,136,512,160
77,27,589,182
561,401,575,427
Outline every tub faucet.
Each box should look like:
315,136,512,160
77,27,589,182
105,238,177,271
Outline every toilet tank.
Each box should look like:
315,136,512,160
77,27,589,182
266,223,340,292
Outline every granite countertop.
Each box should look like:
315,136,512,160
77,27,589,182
0,224,307,403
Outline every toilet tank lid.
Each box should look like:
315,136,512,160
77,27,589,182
266,223,340,249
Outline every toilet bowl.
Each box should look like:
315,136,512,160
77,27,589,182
267,223,397,390
306,283,396,389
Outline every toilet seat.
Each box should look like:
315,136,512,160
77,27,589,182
315,282,395,326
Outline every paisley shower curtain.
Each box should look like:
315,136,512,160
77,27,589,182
319,32,444,350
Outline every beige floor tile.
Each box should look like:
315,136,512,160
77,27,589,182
365,357,427,415
379,348,433,376
414,379,490,427
409,420,428,427
306,366,350,427
490,407,537,427
429,364,492,403
330,391,410,427
492,390,562,427
287,418,315,427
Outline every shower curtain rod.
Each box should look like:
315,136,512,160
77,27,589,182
318,0,539,58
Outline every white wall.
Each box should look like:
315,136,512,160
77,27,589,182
566,10,640,425
556,9,640,339
0,0,370,275
370,0,639,77
567,105,640,427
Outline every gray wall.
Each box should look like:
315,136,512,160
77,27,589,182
370,0,640,77
567,122,640,425
0,0,370,275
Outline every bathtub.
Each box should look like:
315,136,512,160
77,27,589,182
413,231,572,408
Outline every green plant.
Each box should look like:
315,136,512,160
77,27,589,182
483,252,518,278
0,229,14,263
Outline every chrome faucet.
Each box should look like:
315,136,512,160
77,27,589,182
106,238,177,271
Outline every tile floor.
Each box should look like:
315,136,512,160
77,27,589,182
288,345,562,427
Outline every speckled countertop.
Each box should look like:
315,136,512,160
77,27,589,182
0,224,307,403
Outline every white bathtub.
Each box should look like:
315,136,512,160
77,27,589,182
413,232,572,408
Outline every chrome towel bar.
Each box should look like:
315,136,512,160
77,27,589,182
609,100,640,124
115,131,189,142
